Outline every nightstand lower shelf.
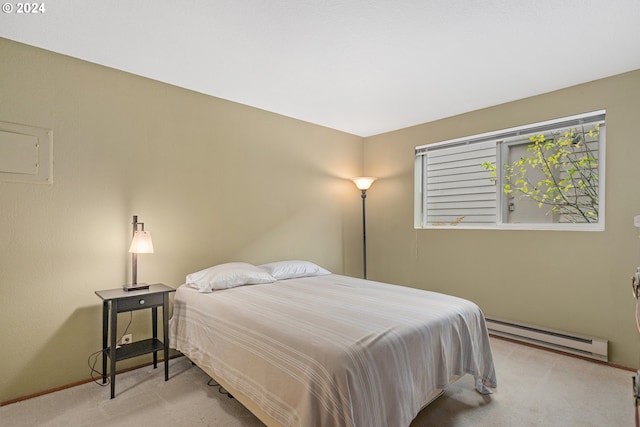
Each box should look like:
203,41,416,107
108,338,164,362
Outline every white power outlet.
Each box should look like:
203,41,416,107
121,334,133,345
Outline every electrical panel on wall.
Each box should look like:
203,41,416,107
0,121,52,184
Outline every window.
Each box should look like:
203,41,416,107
414,110,605,230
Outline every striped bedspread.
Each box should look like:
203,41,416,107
169,274,497,427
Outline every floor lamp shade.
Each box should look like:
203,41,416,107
353,177,376,191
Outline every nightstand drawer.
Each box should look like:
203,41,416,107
116,292,164,312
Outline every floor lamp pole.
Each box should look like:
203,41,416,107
352,177,376,280
361,189,368,279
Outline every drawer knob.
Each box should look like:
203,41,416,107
139,299,145,305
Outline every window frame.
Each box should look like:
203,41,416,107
414,110,606,231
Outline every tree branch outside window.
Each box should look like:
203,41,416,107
483,124,600,223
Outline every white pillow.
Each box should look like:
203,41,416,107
258,260,331,280
186,262,276,292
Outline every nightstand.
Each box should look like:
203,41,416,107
95,283,175,398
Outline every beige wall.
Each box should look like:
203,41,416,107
0,38,364,402
363,69,640,368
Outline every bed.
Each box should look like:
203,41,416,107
169,261,497,427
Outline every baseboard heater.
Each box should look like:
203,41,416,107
485,317,608,362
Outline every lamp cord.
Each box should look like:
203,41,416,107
87,312,133,386
207,378,234,399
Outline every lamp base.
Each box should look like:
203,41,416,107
123,283,150,291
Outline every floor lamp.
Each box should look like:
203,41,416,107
353,177,376,279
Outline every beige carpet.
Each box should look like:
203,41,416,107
1,337,634,426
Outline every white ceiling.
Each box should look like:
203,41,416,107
1,0,639,137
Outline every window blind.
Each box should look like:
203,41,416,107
415,110,606,157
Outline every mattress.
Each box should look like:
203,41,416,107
169,274,496,427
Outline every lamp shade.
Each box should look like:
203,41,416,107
353,177,377,191
129,230,154,253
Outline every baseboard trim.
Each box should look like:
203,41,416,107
1,353,184,407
